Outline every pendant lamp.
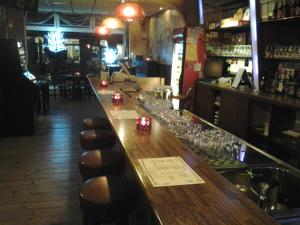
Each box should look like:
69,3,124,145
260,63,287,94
95,25,111,36
102,17,124,29
114,1,145,22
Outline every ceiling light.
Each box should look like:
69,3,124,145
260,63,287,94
102,17,124,29
95,25,111,36
160,7,163,10
114,2,145,22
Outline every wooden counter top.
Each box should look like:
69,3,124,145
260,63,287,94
196,81,300,110
88,76,278,225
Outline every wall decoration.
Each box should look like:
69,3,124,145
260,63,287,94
45,30,66,53
148,10,185,65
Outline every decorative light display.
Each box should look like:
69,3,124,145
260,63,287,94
45,30,66,53
114,2,145,22
104,48,118,65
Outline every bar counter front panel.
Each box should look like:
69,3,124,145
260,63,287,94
88,76,277,225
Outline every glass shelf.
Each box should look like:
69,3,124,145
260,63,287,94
262,57,300,62
207,55,252,59
259,16,300,25
206,24,250,33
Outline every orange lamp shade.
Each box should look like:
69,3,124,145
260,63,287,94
102,17,124,29
114,2,145,22
95,25,111,36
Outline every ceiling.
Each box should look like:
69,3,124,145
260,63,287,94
38,0,177,16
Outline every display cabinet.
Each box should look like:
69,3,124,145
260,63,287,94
257,0,300,98
194,81,300,168
204,0,253,81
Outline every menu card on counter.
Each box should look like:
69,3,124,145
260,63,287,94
138,157,205,187
97,90,115,95
110,110,139,120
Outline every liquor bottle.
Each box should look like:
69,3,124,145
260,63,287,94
295,71,300,98
296,0,300,16
288,73,297,96
277,0,283,18
273,1,279,19
270,72,278,93
283,70,290,94
290,0,297,16
283,0,290,17
277,73,284,94
260,75,266,91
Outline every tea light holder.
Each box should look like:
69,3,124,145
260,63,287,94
112,93,123,103
100,80,109,88
136,116,152,131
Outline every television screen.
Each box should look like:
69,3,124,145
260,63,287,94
204,58,224,78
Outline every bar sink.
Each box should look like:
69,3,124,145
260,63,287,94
221,166,300,214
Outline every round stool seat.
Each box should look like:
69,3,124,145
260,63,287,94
80,176,137,225
79,150,124,181
80,129,116,150
83,117,111,130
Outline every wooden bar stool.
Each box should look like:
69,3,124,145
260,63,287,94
79,150,124,181
80,176,137,225
83,117,111,130
80,129,116,150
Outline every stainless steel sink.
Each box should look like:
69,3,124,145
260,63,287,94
220,165,300,213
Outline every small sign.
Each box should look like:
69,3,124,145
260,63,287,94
138,157,205,187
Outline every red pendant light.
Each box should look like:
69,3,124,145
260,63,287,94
114,2,145,22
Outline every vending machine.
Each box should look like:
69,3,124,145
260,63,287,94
170,27,205,109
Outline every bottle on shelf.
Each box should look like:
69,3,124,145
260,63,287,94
277,0,283,18
283,0,290,17
295,71,300,98
283,70,290,94
260,75,267,91
276,72,284,94
296,0,300,16
273,1,279,19
290,0,297,16
287,72,297,97
270,71,278,93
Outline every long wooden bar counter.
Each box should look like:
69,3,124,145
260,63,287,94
88,76,277,225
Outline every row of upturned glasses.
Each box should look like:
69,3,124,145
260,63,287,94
137,92,245,162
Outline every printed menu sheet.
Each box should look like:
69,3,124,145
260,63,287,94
110,110,139,120
97,90,115,95
138,157,205,187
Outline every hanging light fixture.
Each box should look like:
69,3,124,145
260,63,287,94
95,25,111,36
114,1,145,22
102,16,125,29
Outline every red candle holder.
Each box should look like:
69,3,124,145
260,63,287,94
100,80,109,88
112,93,123,103
136,116,152,131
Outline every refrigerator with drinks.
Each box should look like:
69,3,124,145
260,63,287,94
170,27,205,109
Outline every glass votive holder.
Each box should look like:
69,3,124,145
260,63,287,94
100,80,109,88
136,116,152,131
112,93,123,104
